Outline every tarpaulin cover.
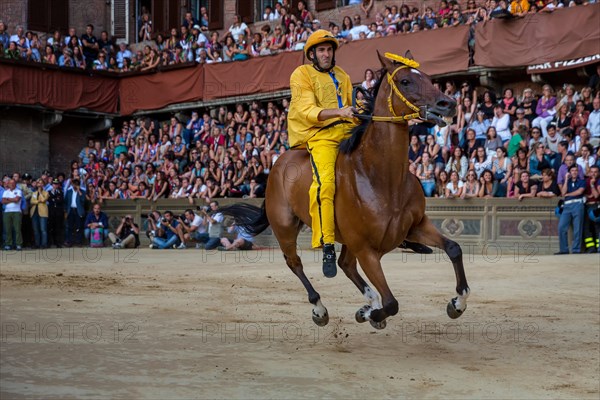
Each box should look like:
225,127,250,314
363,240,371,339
202,50,304,100
336,25,471,83
119,64,204,115
474,4,600,68
0,62,118,114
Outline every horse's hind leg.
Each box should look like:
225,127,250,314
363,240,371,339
405,216,470,318
272,216,329,326
338,245,385,329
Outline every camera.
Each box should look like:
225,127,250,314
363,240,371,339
161,217,167,223
197,205,209,213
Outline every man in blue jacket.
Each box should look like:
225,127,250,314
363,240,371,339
64,179,85,246
84,203,110,245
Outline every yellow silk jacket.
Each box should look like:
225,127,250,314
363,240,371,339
288,64,354,147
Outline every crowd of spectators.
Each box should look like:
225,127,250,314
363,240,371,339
2,75,600,252
1,0,595,71
4,76,600,205
73,98,290,202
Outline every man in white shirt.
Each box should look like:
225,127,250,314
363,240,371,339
180,208,208,248
586,97,600,146
348,15,370,41
9,26,27,48
2,179,23,251
263,5,276,21
116,42,132,69
491,104,511,142
204,201,224,250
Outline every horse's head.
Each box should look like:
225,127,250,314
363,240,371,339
377,51,456,126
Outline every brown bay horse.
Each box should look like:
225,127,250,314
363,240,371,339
222,52,470,329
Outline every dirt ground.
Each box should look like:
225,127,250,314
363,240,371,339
0,247,598,399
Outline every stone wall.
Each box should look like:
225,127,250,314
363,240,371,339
0,109,49,177
0,108,112,178
0,0,26,34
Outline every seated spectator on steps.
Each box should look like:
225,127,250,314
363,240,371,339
84,203,110,245
219,223,254,251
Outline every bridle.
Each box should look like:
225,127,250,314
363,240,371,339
353,53,424,124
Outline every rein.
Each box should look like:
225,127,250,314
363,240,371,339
352,55,423,124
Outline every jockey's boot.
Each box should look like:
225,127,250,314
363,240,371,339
322,243,337,278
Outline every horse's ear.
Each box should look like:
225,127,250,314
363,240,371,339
377,50,393,71
404,50,414,61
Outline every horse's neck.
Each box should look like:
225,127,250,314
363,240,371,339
354,89,410,186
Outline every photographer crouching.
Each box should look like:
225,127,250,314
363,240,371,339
179,208,209,249
149,211,186,249
201,201,224,250
110,215,140,249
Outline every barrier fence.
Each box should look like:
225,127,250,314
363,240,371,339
101,198,562,255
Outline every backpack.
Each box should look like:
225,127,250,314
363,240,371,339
90,227,105,248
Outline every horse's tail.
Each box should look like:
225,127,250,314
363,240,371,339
220,201,270,236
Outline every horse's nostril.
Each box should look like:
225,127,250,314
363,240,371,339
437,100,450,109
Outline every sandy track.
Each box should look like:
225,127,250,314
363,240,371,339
1,248,599,399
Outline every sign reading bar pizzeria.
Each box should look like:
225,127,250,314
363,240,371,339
527,54,600,74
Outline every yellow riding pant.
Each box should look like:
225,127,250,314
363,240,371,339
306,123,352,248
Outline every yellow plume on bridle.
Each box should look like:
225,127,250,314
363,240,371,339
384,52,420,69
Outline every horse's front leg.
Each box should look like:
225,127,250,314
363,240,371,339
338,245,385,329
353,250,398,329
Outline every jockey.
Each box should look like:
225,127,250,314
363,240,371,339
288,29,356,278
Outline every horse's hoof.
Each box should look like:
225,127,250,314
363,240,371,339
355,305,371,323
447,298,466,319
370,319,387,330
312,311,329,326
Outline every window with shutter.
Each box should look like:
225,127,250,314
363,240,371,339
153,0,167,36
112,0,128,39
237,0,254,24
49,0,69,32
28,0,49,32
315,0,336,12
28,0,70,33
207,0,223,30
168,0,180,33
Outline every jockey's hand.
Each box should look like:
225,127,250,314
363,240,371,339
339,106,357,119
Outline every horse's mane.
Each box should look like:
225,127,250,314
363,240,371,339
339,68,386,154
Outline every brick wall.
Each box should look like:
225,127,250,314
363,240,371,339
0,0,27,34
0,0,110,42
68,0,111,38
49,116,107,175
0,109,49,178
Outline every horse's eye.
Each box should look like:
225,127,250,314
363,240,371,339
401,79,410,86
